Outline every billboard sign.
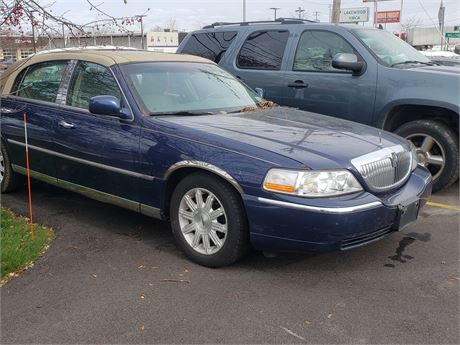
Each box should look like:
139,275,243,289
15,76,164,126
340,7,370,23
374,10,400,24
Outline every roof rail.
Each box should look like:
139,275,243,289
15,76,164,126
202,18,317,29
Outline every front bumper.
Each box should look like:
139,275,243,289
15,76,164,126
243,166,432,252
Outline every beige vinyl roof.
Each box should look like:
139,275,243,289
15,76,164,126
1,49,213,94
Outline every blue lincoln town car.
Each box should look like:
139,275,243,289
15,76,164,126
0,49,432,267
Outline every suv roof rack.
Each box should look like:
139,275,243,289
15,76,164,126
202,18,317,29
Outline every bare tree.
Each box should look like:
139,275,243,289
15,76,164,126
400,16,423,33
0,0,148,44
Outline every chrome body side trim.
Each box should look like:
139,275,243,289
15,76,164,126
12,164,58,185
12,164,162,219
164,160,244,194
7,139,155,181
257,197,383,214
140,204,162,218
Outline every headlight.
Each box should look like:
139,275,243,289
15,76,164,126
408,141,418,171
263,168,363,197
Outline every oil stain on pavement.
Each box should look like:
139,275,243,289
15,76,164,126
384,232,431,268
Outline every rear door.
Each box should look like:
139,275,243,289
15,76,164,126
1,60,69,178
222,29,291,105
282,29,377,124
54,60,141,205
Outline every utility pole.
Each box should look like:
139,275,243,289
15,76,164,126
295,7,305,19
313,11,320,22
62,23,66,48
331,0,341,24
270,7,280,20
136,14,147,50
400,0,404,33
243,0,247,22
438,0,445,50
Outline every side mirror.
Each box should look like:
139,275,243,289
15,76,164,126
254,87,265,98
332,53,365,75
89,95,131,120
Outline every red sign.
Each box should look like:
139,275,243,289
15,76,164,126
374,10,400,24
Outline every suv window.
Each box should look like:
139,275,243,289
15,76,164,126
16,61,68,102
181,32,237,63
237,30,289,70
67,61,121,110
294,31,355,72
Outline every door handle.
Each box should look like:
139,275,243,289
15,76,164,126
288,80,309,88
58,120,75,129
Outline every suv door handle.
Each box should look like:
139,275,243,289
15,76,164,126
58,120,75,129
288,80,308,88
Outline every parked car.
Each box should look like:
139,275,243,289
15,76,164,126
177,19,459,192
1,50,432,267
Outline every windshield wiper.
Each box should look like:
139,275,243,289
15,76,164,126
390,60,436,67
150,111,216,116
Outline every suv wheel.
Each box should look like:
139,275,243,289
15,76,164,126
395,120,459,192
1,141,23,193
170,172,249,267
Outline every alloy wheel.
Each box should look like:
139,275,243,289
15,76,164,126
178,187,228,255
406,133,445,180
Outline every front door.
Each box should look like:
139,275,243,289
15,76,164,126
54,60,141,205
283,29,377,124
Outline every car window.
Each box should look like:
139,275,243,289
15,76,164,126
67,61,121,110
237,30,289,70
181,32,238,63
16,61,68,102
293,31,355,72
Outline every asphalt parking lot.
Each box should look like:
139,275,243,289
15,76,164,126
1,181,459,344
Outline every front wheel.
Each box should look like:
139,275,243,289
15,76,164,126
170,172,249,267
395,120,459,192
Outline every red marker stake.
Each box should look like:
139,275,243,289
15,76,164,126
23,112,34,240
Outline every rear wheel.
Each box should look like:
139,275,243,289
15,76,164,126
1,141,23,193
170,172,249,267
395,120,458,192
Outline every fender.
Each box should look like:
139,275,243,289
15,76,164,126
164,160,244,194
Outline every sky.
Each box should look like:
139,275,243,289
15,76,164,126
47,0,460,33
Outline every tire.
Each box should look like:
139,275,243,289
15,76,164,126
170,171,249,267
1,140,23,193
395,120,459,192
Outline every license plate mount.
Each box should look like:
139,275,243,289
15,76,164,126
396,199,421,231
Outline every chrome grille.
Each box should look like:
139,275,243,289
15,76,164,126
351,145,412,192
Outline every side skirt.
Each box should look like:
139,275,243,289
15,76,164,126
11,164,162,220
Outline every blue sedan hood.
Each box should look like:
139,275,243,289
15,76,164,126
157,107,407,169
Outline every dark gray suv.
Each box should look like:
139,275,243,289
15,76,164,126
177,19,459,192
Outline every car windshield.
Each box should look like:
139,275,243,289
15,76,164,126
121,62,261,115
352,28,432,67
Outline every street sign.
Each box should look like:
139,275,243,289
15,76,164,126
374,10,400,24
445,32,460,38
340,7,369,23
454,25,460,32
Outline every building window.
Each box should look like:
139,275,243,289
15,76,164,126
20,49,34,59
2,49,17,63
